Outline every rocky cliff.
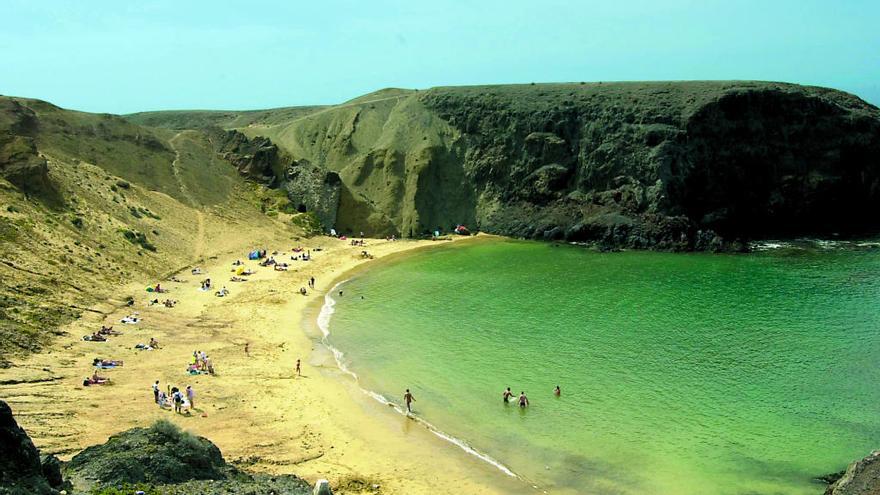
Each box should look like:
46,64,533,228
220,82,880,249
824,451,880,495
0,400,66,495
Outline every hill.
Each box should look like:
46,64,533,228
0,96,307,365
128,81,880,249
227,81,880,248
125,105,327,131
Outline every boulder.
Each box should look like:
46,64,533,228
824,450,880,495
0,400,59,495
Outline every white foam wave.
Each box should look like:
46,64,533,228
316,281,519,480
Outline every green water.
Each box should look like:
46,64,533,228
324,239,880,494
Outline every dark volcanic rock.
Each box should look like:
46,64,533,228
211,128,282,185
64,420,311,494
417,82,880,249
824,450,880,495
0,400,60,495
0,99,51,195
66,420,227,485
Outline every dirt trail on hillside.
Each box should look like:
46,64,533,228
169,132,206,259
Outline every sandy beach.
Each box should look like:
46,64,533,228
0,234,530,494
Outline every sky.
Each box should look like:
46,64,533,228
1,0,877,114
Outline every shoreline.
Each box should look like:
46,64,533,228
310,278,520,481
0,233,529,494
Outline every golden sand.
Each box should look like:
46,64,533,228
0,235,530,494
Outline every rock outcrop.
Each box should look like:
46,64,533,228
0,400,66,495
64,419,311,493
824,451,880,495
0,99,50,195
228,82,880,249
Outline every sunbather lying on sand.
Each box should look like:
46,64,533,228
93,358,123,367
82,333,107,342
169,276,185,283
120,315,140,324
230,276,247,282
274,263,289,271
83,372,110,386
232,260,243,266
163,299,177,308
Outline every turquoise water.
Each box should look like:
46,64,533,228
323,239,880,494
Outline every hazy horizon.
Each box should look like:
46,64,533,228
2,0,878,114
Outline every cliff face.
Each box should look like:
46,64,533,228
237,82,880,249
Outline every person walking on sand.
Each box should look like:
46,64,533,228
186,385,195,409
518,391,529,408
404,389,416,413
172,388,183,414
310,276,315,288
503,387,514,403
152,380,160,403
295,359,301,377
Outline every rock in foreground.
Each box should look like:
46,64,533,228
64,419,311,494
0,400,66,495
825,451,880,495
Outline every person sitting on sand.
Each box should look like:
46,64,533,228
157,389,168,408
299,287,307,296
518,392,529,408
149,298,159,306
232,260,243,266
215,286,229,297
163,299,177,308
192,267,202,275
98,326,120,336
149,337,159,349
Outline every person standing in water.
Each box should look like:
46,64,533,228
518,391,529,408
503,387,514,403
295,359,301,377
554,385,561,396
404,389,416,413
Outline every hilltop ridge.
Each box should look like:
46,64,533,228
126,81,880,249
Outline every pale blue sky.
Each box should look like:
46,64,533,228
1,0,877,113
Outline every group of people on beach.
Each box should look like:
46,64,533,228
187,350,215,375
152,380,196,414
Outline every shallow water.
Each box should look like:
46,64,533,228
324,239,880,494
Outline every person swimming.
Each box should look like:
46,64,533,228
503,387,514,403
554,385,561,396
